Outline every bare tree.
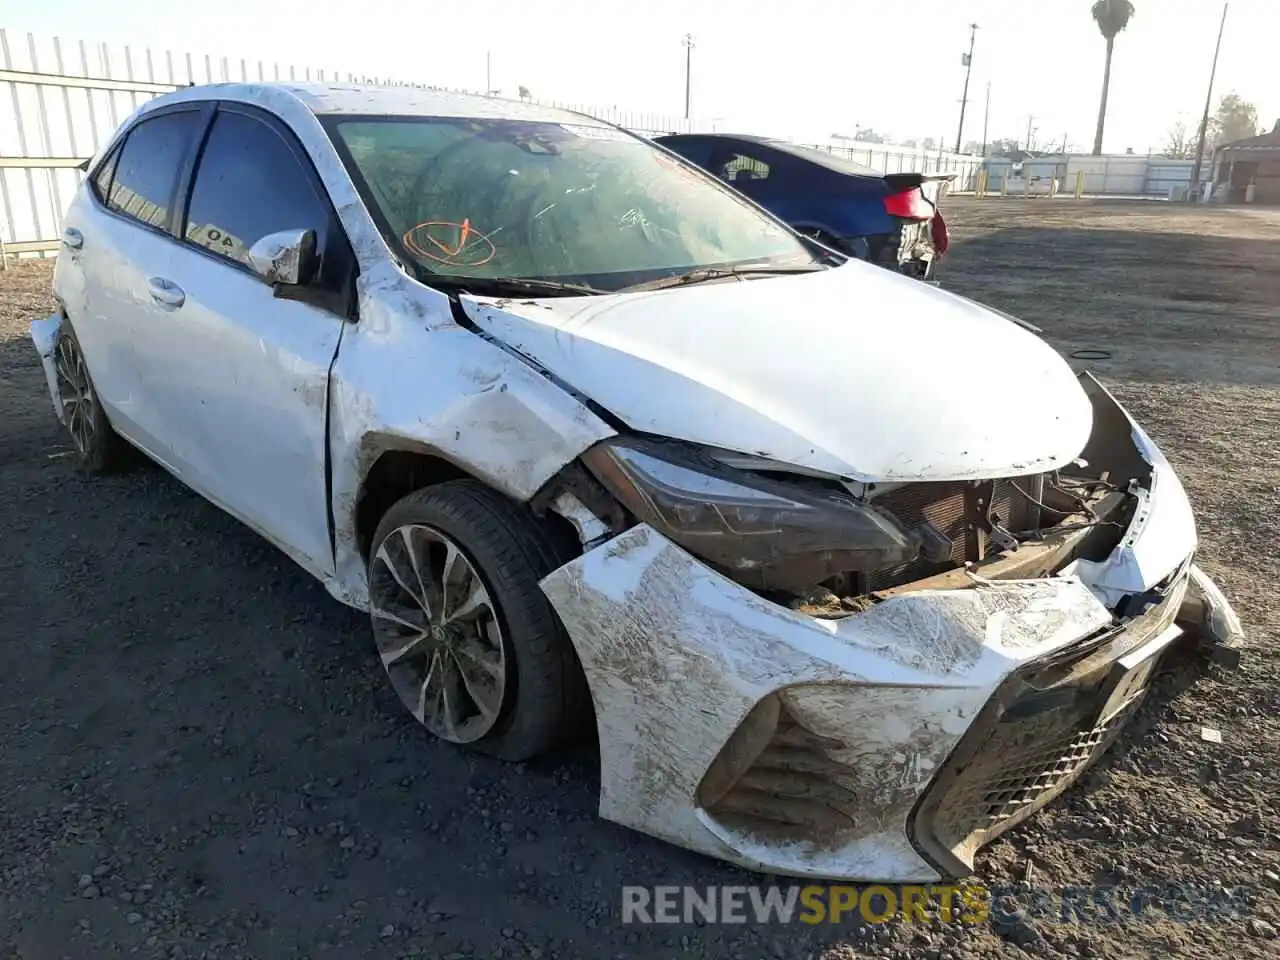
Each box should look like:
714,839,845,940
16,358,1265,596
987,138,1025,158
1163,119,1196,159
1091,0,1136,155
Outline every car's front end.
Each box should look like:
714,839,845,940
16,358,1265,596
317,101,1242,882
527,373,1240,881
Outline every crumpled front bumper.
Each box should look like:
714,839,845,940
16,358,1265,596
544,528,1209,882
538,379,1244,883
30,313,67,425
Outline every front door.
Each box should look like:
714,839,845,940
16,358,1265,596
152,104,353,577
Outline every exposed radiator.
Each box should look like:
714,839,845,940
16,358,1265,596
866,476,1040,591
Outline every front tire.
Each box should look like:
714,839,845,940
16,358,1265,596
367,481,590,761
53,321,131,473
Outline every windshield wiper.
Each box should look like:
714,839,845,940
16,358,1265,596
620,263,826,293
429,273,605,298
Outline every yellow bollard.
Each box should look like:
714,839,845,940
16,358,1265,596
976,169,987,199
1075,170,1086,199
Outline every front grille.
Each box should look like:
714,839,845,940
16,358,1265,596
909,575,1186,876
961,703,1135,828
868,478,1037,590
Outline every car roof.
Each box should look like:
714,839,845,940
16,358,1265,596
137,81,612,128
659,132,881,177
658,132,775,144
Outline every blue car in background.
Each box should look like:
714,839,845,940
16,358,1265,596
656,133,953,280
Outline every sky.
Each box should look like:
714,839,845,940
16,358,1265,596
3,0,1275,154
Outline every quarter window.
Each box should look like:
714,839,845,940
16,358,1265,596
106,111,202,229
90,144,121,202
184,111,328,269
720,152,771,183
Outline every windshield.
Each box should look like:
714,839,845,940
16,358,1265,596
327,116,817,291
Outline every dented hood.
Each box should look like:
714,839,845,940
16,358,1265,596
459,261,1092,481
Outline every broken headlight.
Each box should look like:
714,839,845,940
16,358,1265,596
580,438,919,591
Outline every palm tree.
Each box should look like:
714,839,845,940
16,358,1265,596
1091,0,1136,155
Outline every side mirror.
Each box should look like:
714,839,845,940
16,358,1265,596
247,228,318,286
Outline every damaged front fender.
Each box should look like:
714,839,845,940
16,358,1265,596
1066,373,1198,607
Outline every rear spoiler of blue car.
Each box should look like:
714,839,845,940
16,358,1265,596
883,172,957,190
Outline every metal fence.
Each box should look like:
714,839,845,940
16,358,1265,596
0,27,980,258
967,155,1210,200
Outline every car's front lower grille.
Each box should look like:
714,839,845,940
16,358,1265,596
967,710,1123,825
923,696,1140,858
909,576,1187,876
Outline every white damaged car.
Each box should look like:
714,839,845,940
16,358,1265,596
32,83,1244,882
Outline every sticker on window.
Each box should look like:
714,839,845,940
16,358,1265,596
560,124,631,142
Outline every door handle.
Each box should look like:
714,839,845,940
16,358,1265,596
61,228,84,250
147,277,186,308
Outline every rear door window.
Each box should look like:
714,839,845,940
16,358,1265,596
106,111,203,230
183,110,330,270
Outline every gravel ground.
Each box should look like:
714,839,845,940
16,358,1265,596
1,199,1277,959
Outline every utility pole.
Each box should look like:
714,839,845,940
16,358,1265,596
1189,2,1229,201
486,50,491,96
954,23,978,154
1025,115,1037,152
980,81,991,156
682,34,695,121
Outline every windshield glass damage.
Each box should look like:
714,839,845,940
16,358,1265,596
327,116,818,292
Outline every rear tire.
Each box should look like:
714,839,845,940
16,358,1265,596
53,320,132,474
367,481,591,761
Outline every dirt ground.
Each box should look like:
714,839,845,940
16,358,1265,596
1,199,1277,959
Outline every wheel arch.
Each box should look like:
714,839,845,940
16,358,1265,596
792,222,861,258
790,220,845,241
351,437,582,566
353,439,478,562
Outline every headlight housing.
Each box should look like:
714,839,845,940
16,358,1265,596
580,438,919,592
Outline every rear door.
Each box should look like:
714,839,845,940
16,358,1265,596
59,106,208,464
151,102,353,576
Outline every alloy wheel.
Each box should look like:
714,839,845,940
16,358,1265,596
53,333,96,457
369,524,507,743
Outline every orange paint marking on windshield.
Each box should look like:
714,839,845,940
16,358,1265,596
404,219,496,268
